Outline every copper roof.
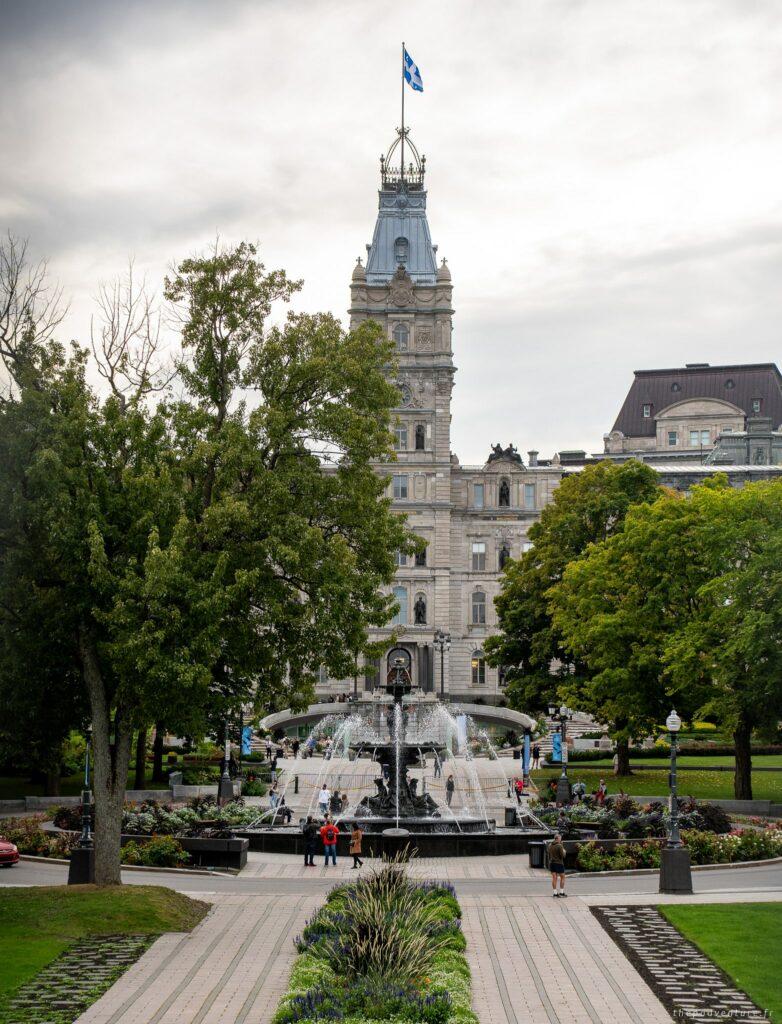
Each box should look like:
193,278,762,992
611,363,782,437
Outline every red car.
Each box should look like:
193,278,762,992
0,839,19,867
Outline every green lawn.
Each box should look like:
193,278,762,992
534,767,782,800
0,772,170,800
0,885,207,1014
660,903,782,1022
568,755,782,768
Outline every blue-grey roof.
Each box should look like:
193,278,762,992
365,183,438,284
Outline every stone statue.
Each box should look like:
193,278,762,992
414,595,427,625
487,443,523,465
390,265,415,307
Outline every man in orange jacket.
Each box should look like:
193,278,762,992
320,816,339,866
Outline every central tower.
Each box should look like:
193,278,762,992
349,130,455,692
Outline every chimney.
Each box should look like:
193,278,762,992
528,450,538,467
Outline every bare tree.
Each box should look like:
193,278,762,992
90,260,176,408
0,232,67,378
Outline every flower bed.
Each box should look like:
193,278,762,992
0,815,79,858
575,826,782,872
52,795,259,837
274,863,477,1024
536,797,732,840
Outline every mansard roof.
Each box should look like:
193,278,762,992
611,363,782,437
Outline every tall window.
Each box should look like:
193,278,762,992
689,429,710,446
471,591,486,624
392,474,408,499
415,424,425,450
499,479,510,507
643,403,652,418
392,586,408,625
392,323,409,350
668,431,678,446
752,398,762,413
523,483,535,510
471,649,486,685
472,541,486,571
394,424,408,450
415,547,427,567
521,541,533,553
394,550,407,567
701,429,710,444
394,237,409,264
473,483,484,509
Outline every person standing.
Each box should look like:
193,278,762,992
549,833,567,897
514,777,524,804
446,774,455,807
318,784,331,817
265,737,273,761
303,815,317,866
433,754,442,779
292,738,300,759
531,743,541,770
596,779,608,806
349,824,364,868
269,782,279,810
320,816,339,866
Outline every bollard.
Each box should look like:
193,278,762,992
294,775,299,794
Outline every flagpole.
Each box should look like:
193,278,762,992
401,41,405,182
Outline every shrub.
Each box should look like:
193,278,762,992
576,842,608,872
694,802,732,835
121,835,190,868
241,778,267,797
609,793,640,818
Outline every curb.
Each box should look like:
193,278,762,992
18,854,237,878
569,854,782,878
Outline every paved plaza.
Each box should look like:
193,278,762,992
8,847,761,1024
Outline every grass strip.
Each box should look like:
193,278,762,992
659,902,782,1023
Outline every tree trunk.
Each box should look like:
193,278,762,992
133,728,147,790
44,767,61,797
79,622,134,886
152,724,166,783
613,737,632,776
733,716,753,800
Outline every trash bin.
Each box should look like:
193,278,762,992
528,842,546,869
513,748,521,760
505,806,518,827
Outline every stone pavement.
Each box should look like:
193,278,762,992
462,895,671,1024
75,893,319,1024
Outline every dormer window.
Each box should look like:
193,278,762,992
394,237,409,264
642,403,652,418
725,379,735,390
393,323,409,350
752,398,762,414
671,382,681,392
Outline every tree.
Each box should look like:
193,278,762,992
663,480,782,798
485,459,660,765
548,487,709,772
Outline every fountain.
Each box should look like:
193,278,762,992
240,649,552,856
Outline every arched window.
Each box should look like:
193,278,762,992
392,586,408,626
394,237,409,264
471,591,486,624
393,323,409,350
499,544,511,570
471,649,486,686
499,479,510,507
415,424,425,450
414,592,427,625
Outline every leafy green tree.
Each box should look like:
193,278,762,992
486,459,660,752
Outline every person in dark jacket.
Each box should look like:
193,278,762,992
302,815,317,867
445,775,455,807
549,833,567,897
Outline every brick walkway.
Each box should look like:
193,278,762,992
75,894,318,1024
461,895,671,1024
239,849,539,881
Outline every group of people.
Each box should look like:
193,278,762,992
316,783,349,816
301,815,364,868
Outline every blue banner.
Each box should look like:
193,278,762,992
241,725,253,756
551,731,562,762
523,732,530,775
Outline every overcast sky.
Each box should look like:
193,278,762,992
2,0,781,462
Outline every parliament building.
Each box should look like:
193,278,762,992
316,132,782,704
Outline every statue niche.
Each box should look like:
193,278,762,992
414,594,427,625
498,480,511,507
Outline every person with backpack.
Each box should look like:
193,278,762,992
349,824,364,868
320,816,339,866
302,815,317,867
549,833,567,897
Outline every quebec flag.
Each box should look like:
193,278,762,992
404,48,424,92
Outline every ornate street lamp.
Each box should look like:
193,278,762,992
68,726,94,885
434,629,451,700
218,718,234,806
548,704,573,805
659,708,693,893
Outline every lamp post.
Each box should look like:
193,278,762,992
659,708,693,893
434,629,451,700
68,727,94,885
549,704,573,805
218,718,234,806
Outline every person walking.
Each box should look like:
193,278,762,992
531,743,541,770
596,779,608,806
292,738,300,759
320,816,339,866
549,833,567,897
318,784,331,817
349,824,364,868
269,782,279,810
265,737,273,761
514,777,524,804
303,815,317,866
446,774,455,807
433,754,442,779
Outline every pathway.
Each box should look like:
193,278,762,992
75,893,318,1024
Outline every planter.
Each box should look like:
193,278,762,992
60,830,249,870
